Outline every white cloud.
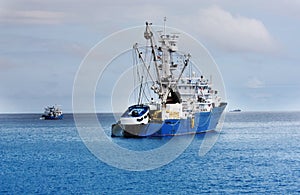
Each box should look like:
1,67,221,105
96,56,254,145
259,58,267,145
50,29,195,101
0,9,65,24
182,6,278,53
221,0,300,19
0,2,279,56
246,77,265,88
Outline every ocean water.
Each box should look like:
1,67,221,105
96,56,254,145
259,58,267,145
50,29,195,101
0,112,300,194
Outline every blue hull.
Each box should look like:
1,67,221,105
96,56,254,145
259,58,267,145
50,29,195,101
41,114,64,120
111,103,226,137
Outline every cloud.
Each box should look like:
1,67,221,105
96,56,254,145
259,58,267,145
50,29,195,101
248,92,272,107
223,0,300,19
0,2,279,56
184,6,278,53
0,9,65,24
246,77,265,88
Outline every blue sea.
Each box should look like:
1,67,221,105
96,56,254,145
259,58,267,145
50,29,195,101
1,112,300,194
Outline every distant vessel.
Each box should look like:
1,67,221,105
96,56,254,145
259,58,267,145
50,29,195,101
111,20,227,137
40,105,63,120
229,109,242,112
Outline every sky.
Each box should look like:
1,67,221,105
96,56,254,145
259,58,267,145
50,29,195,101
0,0,300,113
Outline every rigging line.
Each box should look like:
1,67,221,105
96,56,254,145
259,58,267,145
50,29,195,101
141,63,153,103
137,76,143,105
142,85,150,103
138,47,151,104
144,42,149,67
134,44,156,84
145,81,152,100
135,48,142,103
135,46,153,104
138,78,151,104
146,56,154,96
176,54,191,84
142,46,148,83
145,46,152,81
132,48,137,103
146,24,162,87
140,67,152,103
143,46,152,98
138,45,151,87
144,75,153,103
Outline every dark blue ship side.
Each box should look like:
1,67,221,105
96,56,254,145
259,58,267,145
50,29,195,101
112,103,226,137
153,103,226,136
41,114,64,120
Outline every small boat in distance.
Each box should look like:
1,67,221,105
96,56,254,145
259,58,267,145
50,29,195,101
40,105,63,120
229,109,242,112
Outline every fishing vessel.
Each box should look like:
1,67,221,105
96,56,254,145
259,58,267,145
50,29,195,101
111,20,227,137
40,105,63,120
229,109,241,112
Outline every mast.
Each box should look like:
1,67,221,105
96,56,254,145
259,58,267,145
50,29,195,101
138,19,191,120
163,16,166,37
144,22,161,88
157,18,181,105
